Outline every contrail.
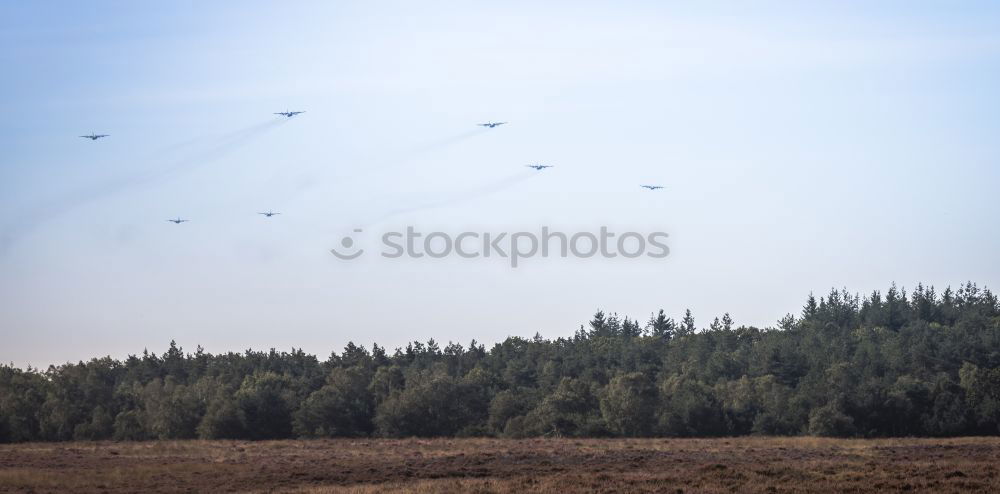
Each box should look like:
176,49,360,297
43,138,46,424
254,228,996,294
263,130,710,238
362,170,537,227
1,119,286,252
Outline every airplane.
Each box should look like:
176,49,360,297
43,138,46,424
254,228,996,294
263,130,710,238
478,122,506,128
80,133,109,140
166,217,189,224
258,210,281,217
640,185,664,190
274,111,305,118
526,164,553,171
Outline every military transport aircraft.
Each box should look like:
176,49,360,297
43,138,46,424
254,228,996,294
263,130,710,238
640,185,664,190
478,122,506,128
527,164,553,171
80,133,109,140
167,217,189,224
274,111,305,118
258,210,281,217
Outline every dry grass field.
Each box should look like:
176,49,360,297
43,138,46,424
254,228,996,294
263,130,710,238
1,437,999,493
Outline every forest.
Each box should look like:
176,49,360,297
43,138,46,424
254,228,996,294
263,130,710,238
1,282,998,442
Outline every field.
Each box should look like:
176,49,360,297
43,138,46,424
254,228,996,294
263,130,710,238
1,437,999,493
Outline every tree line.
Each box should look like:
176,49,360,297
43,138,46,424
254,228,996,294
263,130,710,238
2,282,999,442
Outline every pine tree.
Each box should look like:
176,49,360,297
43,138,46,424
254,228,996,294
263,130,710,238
589,311,608,337
709,317,722,331
621,317,642,338
802,293,818,320
721,313,734,331
647,310,675,340
679,309,696,335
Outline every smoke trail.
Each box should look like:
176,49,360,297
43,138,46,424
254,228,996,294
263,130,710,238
1,119,286,250
283,127,490,204
409,128,488,154
358,127,489,179
150,119,285,181
362,170,537,227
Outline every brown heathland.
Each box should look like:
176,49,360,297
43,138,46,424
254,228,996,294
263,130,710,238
1,437,998,493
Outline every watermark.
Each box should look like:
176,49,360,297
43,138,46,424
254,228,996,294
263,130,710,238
331,227,669,268
330,229,365,260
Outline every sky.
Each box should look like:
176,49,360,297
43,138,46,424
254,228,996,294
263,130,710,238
2,1,999,368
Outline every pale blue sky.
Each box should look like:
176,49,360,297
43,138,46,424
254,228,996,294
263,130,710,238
2,1,999,368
